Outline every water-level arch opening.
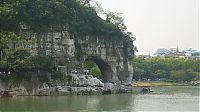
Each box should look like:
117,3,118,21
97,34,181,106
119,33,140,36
83,56,113,83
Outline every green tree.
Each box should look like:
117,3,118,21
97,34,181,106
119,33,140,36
105,12,127,31
132,57,199,82
91,66,101,78
83,60,101,77
0,32,33,82
170,70,187,81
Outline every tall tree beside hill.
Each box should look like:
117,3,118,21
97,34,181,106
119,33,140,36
0,32,33,82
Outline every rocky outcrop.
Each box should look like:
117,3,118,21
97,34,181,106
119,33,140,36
190,81,200,86
103,83,131,94
0,74,133,96
68,74,104,87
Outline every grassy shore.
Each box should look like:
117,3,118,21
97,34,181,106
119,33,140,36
131,81,178,87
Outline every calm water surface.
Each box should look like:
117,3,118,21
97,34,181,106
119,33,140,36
0,86,199,112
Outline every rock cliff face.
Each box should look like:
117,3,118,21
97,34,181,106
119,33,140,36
76,36,133,84
28,27,133,84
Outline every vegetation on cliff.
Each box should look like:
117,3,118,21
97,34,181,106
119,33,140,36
0,0,135,41
0,0,135,82
0,32,63,82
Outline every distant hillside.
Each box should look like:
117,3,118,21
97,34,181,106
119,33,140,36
154,48,171,56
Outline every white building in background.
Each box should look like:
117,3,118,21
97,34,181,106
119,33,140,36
182,48,200,60
153,48,200,60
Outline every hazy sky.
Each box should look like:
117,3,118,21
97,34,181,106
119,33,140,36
98,0,199,55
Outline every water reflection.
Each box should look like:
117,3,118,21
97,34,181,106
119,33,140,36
0,86,199,112
0,94,133,112
131,86,199,112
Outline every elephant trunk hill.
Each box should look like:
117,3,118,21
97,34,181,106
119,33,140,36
0,0,136,95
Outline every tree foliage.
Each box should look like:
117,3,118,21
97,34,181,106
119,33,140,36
83,60,101,77
0,32,33,82
0,0,135,40
106,12,127,31
132,57,199,82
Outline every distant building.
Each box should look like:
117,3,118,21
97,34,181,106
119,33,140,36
170,47,179,54
182,48,200,60
153,48,200,60
153,48,171,57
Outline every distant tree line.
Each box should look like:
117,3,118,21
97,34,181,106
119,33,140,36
132,57,199,82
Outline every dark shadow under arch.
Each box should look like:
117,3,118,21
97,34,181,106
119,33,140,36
85,56,113,83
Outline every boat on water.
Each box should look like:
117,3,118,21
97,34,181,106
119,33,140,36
141,86,154,94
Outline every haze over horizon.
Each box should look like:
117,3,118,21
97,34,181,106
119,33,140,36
98,0,199,55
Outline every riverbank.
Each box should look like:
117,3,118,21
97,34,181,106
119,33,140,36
0,74,132,96
0,86,199,112
131,81,185,87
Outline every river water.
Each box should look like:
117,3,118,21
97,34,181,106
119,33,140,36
0,86,199,112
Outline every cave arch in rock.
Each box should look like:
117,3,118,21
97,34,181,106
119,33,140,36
85,56,113,83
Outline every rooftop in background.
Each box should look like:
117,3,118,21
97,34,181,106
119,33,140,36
150,48,200,60
136,48,200,60
182,48,200,53
153,48,171,56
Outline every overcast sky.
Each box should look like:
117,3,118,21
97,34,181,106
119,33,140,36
98,0,199,55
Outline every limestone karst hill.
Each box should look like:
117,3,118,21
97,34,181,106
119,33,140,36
0,0,136,86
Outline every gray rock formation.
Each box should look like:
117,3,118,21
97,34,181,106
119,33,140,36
0,25,135,95
0,74,133,96
66,74,104,87
103,83,130,94
30,30,134,84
